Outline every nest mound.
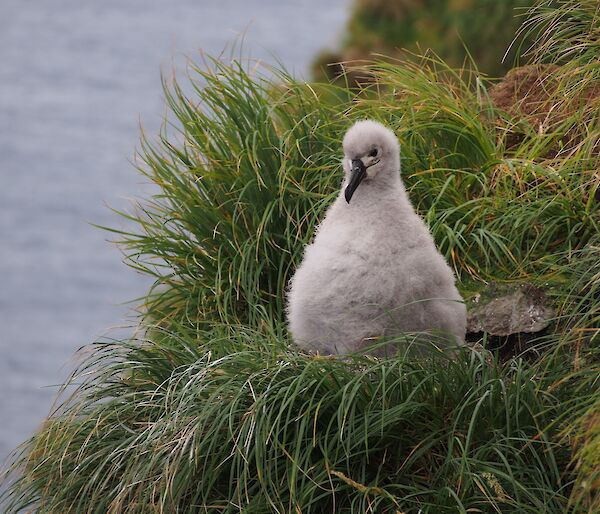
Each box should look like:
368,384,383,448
490,64,600,154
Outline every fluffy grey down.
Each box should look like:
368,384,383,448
287,120,467,355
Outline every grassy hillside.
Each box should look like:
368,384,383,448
1,1,598,512
312,0,537,82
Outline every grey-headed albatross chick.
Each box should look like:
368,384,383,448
287,120,466,355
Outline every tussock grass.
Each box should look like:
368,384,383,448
110,60,351,329
107,53,598,329
520,0,600,65
2,1,599,512
2,325,597,513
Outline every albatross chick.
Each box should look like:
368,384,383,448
287,120,466,355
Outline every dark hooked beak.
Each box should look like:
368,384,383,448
345,159,367,204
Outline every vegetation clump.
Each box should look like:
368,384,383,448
1,1,598,512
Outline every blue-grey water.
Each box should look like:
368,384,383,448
0,0,347,463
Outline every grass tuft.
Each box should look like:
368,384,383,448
2,325,598,513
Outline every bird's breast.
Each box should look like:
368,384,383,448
297,239,404,305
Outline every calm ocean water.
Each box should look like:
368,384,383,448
0,0,347,462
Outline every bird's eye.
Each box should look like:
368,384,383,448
368,148,378,157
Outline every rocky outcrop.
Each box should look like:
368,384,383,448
467,282,555,337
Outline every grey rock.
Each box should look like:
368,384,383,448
467,283,555,336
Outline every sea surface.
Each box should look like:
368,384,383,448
0,0,347,463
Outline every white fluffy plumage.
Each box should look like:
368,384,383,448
287,120,466,355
